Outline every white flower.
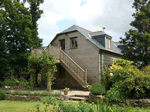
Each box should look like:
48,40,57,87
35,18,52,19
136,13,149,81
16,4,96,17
110,73,113,76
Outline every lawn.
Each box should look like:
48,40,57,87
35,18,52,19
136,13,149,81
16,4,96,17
0,100,53,112
0,100,150,112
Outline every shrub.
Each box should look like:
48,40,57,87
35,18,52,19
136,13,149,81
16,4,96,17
78,101,95,112
3,79,16,86
143,65,150,75
104,59,150,101
90,84,106,95
106,83,127,102
0,89,5,100
19,78,34,89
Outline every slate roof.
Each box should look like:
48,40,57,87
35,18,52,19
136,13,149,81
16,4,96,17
51,25,122,55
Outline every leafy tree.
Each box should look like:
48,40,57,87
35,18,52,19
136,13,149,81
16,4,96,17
121,0,150,68
17,0,44,49
0,0,32,77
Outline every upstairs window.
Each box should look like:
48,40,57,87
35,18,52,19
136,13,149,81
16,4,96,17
106,38,111,49
70,37,78,49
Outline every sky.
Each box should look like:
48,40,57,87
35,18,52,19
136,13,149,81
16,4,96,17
36,0,135,46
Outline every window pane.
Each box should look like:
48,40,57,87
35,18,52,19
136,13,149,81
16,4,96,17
61,40,65,49
70,37,78,48
75,38,78,47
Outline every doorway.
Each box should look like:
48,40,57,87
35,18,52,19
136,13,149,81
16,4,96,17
59,39,65,50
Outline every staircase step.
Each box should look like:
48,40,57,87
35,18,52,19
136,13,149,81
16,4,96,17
69,97,87,101
75,94,89,98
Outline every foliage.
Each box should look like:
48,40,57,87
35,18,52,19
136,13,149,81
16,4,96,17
0,89,5,100
106,83,127,102
63,87,70,92
29,52,58,90
3,76,18,86
104,59,150,101
90,84,106,95
78,101,95,112
0,0,32,78
0,0,44,80
96,101,127,112
142,65,150,75
120,0,150,68
19,78,34,89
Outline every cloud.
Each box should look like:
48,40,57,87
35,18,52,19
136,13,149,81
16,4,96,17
36,0,135,46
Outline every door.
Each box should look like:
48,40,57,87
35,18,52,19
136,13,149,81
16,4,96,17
59,39,65,50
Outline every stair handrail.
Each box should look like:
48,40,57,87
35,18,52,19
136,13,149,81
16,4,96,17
60,49,87,83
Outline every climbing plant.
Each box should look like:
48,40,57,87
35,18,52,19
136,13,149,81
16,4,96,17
28,51,58,91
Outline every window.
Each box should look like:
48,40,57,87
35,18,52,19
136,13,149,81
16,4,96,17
60,39,65,49
70,37,78,49
106,38,111,49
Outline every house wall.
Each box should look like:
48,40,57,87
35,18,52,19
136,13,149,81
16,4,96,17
101,51,122,71
50,31,100,84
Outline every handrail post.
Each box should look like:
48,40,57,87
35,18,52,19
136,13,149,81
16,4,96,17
85,69,87,83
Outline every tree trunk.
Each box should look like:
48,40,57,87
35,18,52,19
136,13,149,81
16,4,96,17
47,69,52,91
30,73,33,83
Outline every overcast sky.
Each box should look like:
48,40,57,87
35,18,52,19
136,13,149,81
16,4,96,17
36,0,135,46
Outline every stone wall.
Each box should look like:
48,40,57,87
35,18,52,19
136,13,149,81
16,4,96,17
5,94,64,101
50,31,100,84
89,93,150,107
5,94,41,101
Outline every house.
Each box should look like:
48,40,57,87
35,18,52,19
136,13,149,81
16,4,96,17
33,25,124,89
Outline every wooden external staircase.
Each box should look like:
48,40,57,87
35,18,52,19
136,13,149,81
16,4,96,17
46,46,87,86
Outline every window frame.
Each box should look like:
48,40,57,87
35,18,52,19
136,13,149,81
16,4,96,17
106,38,111,49
70,37,78,49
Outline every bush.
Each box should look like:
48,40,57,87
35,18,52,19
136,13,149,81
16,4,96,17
19,78,34,89
104,59,150,101
106,83,127,102
3,79,16,86
90,84,106,95
143,65,150,75
0,89,5,100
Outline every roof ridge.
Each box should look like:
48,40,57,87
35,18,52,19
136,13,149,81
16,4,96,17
74,24,91,32
89,30,102,33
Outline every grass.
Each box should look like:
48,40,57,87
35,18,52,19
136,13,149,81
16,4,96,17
0,100,150,112
0,100,53,112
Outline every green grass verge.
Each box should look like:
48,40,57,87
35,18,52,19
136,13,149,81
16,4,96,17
0,100,53,112
1,100,150,112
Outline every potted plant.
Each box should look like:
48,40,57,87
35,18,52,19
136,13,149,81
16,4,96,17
63,87,69,95
82,83,91,91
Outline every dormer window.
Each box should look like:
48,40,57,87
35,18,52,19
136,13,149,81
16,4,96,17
70,37,78,49
106,38,111,49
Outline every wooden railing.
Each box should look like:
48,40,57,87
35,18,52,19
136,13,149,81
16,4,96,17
60,49,87,83
45,46,87,84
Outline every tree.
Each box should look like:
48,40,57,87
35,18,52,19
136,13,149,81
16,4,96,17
121,0,150,68
17,0,44,49
0,0,32,77
28,52,58,91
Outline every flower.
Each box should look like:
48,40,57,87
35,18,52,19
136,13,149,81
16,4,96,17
110,73,113,76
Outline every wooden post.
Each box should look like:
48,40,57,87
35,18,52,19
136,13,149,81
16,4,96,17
85,69,87,83
47,69,52,91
